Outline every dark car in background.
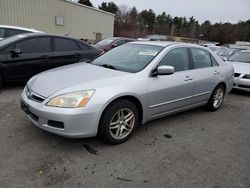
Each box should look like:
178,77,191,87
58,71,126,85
0,33,103,87
0,25,43,40
94,37,135,52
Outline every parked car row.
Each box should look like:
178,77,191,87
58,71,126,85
94,37,136,52
227,50,250,91
205,45,250,91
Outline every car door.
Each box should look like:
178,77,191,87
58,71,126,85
147,47,195,118
3,36,52,81
188,47,220,102
50,37,83,68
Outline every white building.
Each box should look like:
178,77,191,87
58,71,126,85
0,0,115,43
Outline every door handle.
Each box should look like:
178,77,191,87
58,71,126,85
40,55,49,59
214,70,220,75
184,76,193,81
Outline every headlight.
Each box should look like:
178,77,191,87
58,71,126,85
46,90,95,108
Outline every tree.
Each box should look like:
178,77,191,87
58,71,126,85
139,9,156,32
98,2,118,14
78,0,93,7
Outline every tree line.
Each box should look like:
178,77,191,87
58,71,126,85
77,0,250,44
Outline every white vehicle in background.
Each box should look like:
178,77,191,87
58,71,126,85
0,25,43,40
228,50,250,91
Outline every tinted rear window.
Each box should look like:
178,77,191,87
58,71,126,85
54,38,80,52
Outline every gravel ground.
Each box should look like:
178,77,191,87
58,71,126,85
0,85,249,188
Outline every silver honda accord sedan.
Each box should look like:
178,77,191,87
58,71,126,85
21,41,234,144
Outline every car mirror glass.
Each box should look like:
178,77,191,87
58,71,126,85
111,43,118,48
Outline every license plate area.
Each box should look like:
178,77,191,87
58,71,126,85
21,100,30,114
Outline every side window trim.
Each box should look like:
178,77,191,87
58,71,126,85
210,53,219,66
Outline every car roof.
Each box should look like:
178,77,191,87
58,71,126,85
12,33,82,40
106,37,136,40
130,41,203,48
0,25,43,33
240,49,250,53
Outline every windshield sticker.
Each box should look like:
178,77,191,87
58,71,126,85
139,51,158,56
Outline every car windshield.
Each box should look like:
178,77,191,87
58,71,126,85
228,51,250,63
96,38,116,46
0,34,26,48
92,43,163,73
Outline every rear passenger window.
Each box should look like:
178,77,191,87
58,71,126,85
158,48,189,72
54,38,80,52
16,37,51,54
190,48,212,69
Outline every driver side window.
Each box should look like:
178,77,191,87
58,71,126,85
158,47,189,72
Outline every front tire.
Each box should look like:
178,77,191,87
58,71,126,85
206,85,225,111
98,99,139,144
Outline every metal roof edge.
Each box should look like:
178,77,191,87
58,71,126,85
64,0,115,17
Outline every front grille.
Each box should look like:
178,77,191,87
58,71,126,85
243,74,250,79
25,86,46,103
29,94,45,103
234,73,241,77
238,84,250,89
47,120,64,129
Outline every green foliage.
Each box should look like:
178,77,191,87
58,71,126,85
78,0,93,7
98,2,118,14
99,1,250,43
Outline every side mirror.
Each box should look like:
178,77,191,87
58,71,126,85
222,57,227,61
152,65,175,76
111,43,119,48
10,48,22,57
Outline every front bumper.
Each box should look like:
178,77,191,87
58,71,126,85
233,75,250,92
21,90,101,138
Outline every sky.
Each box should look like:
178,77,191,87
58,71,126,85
89,0,250,24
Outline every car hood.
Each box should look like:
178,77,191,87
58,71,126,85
29,63,129,98
230,61,250,74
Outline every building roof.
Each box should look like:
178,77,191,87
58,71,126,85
64,0,115,17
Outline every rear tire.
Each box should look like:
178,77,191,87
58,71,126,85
206,85,225,111
98,99,139,145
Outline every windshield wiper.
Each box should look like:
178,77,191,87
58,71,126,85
102,64,117,70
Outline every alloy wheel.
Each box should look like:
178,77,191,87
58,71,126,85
109,108,135,140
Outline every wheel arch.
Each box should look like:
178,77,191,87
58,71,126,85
98,95,144,127
215,82,226,91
